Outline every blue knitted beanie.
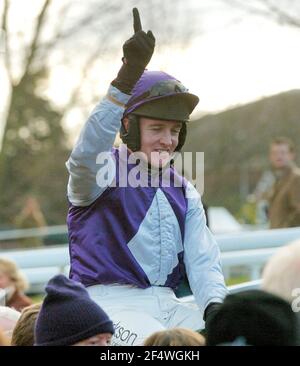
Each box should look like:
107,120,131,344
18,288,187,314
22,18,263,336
34,275,114,346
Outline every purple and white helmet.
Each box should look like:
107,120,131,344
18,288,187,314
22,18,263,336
120,71,199,151
124,71,199,121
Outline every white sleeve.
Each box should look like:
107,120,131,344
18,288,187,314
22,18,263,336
183,182,228,313
66,85,130,206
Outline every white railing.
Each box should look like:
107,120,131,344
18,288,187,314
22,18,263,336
181,279,262,303
0,246,70,293
1,225,300,250
228,279,261,293
0,243,284,294
217,227,300,252
0,226,299,293
0,225,67,241
218,226,300,280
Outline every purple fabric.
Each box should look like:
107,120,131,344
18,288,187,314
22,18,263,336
161,172,187,243
165,252,185,289
124,71,179,116
161,175,188,289
67,148,188,289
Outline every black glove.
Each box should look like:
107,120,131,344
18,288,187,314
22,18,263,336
112,8,155,94
203,302,222,331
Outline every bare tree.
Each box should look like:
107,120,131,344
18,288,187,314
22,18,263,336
1,0,205,140
220,0,300,28
0,0,205,226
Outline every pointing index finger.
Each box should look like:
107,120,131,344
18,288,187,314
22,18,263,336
133,8,142,33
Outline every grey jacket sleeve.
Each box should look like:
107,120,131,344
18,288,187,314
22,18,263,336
183,182,228,313
66,85,130,206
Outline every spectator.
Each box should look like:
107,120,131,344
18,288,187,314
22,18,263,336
267,137,300,228
66,7,227,342
262,239,300,304
11,303,41,346
0,258,32,311
248,170,275,225
0,328,10,346
0,306,20,343
34,275,114,346
143,327,205,346
205,290,299,346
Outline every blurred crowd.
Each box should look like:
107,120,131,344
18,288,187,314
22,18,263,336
0,237,300,346
249,137,300,228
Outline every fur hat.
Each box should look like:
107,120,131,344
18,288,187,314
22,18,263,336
206,289,299,346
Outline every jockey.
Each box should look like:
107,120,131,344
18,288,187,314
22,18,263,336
66,8,227,345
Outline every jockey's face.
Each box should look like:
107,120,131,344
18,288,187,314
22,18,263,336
138,117,181,168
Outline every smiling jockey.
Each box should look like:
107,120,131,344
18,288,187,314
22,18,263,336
66,8,227,345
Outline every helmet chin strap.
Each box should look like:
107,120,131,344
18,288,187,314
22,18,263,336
175,122,186,151
120,114,140,152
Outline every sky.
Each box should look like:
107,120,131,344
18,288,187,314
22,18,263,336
174,18,300,114
1,0,300,144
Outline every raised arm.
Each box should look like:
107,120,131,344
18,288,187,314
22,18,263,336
66,8,155,206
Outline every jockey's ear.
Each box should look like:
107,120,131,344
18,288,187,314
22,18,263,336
122,117,129,132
